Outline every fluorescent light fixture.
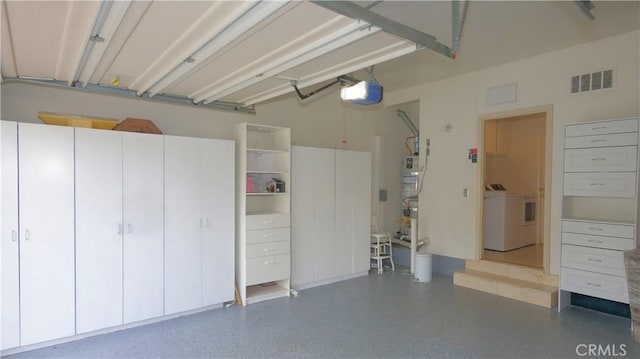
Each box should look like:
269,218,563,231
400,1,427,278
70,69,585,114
143,1,288,97
198,21,380,104
240,41,415,106
74,1,132,87
340,81,382,105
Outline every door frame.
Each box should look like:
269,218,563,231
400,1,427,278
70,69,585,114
476,105,554,272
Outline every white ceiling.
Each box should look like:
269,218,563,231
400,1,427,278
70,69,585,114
1,1,638,109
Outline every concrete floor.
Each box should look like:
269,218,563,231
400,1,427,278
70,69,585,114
6,270,639,359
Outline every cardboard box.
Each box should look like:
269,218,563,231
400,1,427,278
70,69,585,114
113,118,162,134
38,112,119,130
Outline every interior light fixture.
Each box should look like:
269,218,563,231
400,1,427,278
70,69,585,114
340,81,382,105
198,21,380,104
143,1,289,97
74,0,132,87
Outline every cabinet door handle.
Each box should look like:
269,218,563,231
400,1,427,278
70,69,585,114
24,229,31,241
263,260,276,265
588,227,603,231
263,247,275,252
263,234,273,238
587,257,603,263
590,157,606,161
591,126,608,131
127,223,132,234
118,223,123,235
589,183,605,186
587,239,603,244
586,282,602,287
591,139,607,143
263,220,274,225
11,230,17,242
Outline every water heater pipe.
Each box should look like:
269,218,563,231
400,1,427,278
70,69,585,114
397,109,419,155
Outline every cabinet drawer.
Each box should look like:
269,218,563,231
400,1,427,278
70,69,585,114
560,268,629,304
564,146,637,172
563,172,636,198
565,118,638,137
561,244,626,276
246,228,290,244
562,220,634,238
564,133,638,149
246,240,290,258
561,232,635,251
246,254,290,286
246,213,290,230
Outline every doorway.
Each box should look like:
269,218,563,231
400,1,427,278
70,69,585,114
479,107,552,271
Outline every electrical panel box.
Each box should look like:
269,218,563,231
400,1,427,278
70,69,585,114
403,156,419,176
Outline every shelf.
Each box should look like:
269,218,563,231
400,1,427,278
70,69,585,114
561,217,635,225
245,282,290,305
247,148,288,154
246,210,288,216
247,192,287,196
247,170,288,174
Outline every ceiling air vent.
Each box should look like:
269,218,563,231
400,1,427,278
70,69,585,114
571,69,613,94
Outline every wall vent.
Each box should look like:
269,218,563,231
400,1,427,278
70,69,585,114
570,69,613,94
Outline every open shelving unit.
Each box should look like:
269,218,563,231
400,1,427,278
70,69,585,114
235,123,291,305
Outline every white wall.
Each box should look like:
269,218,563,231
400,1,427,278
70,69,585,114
0,79,410,248
386,31,640,274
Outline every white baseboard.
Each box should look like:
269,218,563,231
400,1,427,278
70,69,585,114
292,271,369,291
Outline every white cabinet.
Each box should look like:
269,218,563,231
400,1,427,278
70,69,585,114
18,123,76,345
1,121,20,350
75,128,124,333
164,136,235,314
291,146,371,289
122,132,165,323
235,123,291,305
75,129,165,330
560,117,640,310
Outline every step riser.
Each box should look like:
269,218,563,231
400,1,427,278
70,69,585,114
454,272,558,308
466,260,558,287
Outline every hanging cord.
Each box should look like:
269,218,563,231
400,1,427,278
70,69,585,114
366,65,379,83
417,144,429,195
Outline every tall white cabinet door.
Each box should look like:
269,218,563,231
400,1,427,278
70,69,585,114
1,121,20,350
164,136,203,314
334,150,371,276
202,139,235,306
312,148,336,281
18,123,75,345
122,132,164,323
75,128,124,333
291,146,317,286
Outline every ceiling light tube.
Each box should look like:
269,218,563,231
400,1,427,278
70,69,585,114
199,22,380,104
74,1,131,87
144,0,289,97
241,41,416,106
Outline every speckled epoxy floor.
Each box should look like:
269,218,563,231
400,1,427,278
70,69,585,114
5,270,639,358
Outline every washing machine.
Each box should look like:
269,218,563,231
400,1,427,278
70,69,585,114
484,189,524,251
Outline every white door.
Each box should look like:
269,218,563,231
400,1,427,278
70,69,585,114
123,132,164,323
18,123,75,345
335,150,371,276
313,148,336,281
164,136,203,314
1,121,20,349
75,128,124,333
202,139,235,306
291,146,317,286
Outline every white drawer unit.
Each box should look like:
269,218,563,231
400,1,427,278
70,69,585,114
564,132,639,149
561,245,626,277
561,220,634,238
246,240,290,258
561,268,629,304
246,228,290,244
565,118,639,137
560,117,639,310
563,172,636,198
246,213,290,230
561,232,635,251
564,146,637,172
246,254,290,286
